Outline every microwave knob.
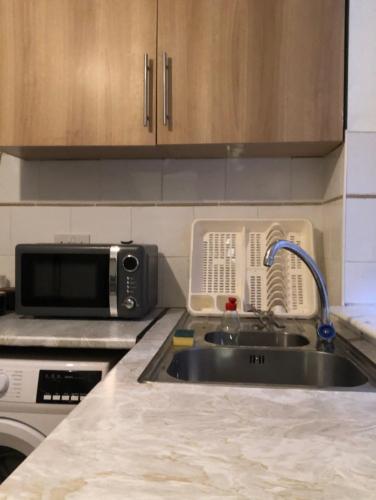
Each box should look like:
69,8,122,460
124,297,136,310
123,255,139,273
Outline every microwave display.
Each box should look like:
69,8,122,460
21,253,109,308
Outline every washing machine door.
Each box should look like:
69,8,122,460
0,418,45,483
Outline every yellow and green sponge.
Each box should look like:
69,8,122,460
172,329,195,347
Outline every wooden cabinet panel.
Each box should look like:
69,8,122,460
0,0,157,146
0,0,344,157
157,0,344,146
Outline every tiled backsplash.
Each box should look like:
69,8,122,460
344,133,376,304
0,151,343,307
348,0,376,133
0,153,330,204
344,0,376,304
322,146,345,306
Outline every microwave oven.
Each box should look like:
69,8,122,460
15,243,158,319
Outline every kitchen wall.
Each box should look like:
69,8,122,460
0,150,343,307
344,0,376,304
322,146,345,306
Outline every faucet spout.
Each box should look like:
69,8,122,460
264,239,335,342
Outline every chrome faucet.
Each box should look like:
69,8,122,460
263,239,336,342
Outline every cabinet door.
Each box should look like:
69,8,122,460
157,0,344,146
0,0,157,146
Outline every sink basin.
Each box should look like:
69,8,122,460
205,331,309,347
138,313,376,392
167,348,368,388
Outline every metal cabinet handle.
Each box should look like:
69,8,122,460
163,52,169,126
143,53,151,127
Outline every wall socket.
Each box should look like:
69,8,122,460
54,234,91,244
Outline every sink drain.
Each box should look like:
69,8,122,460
249,354,265,365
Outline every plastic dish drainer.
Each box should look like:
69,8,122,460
188,219,318,318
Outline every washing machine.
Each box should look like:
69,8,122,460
0,347,123,483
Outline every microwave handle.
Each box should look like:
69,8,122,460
109,246,120,318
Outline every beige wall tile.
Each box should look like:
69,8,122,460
157,256,189,307
348,0,376,132
38,161,100,201
9,256,15,287
226,158,291,201
323,144,345,200
325,258,343,306
0,207,11,255
345,199,376,262
163,159,225,202
323,199,344,262
346,132,376,194
193,205,258,219
99,160,162,201
0,256,10,285
323,199,344,305
345,262,376,304
71,207,131,244
131,206,194,257
291,158,325,200
0,154,39,202
10,206,70,254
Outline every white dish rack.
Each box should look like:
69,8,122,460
188,219,318,318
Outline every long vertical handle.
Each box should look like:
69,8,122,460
163,52,169,126
143,53,150,127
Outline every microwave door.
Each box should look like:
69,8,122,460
17,247,111,317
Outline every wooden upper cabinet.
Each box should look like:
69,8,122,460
157,0,345,148
0,0,345,157
0,0,157,147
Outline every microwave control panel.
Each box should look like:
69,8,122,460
117,245,157,318
36,370,102,404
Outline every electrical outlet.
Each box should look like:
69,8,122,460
71,234,91,244
54,234,91,244
54,234,72,244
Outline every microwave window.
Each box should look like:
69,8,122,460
21,254,109,308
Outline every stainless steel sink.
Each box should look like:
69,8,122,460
205,331,309,347
167,348,368,388
139,313,376,391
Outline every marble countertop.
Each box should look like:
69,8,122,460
331,305,376,346
0,308,375,499
0,309,163,349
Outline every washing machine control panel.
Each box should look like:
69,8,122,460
36,370,102,404
0,373,9,397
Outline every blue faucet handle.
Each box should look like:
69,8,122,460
317,323,336,342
